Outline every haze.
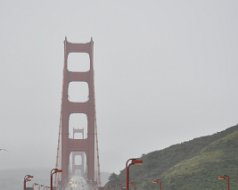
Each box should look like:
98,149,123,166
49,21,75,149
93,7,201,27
0,0,237,174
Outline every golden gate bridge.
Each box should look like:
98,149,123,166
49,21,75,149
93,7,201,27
53,37,101,190
22,38,143,190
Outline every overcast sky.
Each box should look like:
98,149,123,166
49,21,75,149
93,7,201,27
0,0,238,174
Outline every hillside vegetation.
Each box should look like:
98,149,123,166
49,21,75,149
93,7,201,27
105,124,238,190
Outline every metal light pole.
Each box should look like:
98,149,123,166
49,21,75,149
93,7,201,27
152,179,163,190
24,175,33,190
218,175,230,190
125,158,143,190
50,168,62,190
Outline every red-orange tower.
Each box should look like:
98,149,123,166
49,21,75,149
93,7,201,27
56,37,100,189
71,128,85,176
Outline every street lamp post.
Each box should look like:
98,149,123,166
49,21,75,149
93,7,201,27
50,168,62,190
24,175,34,190
152,179,163,190
125,158,143,190
218,175,230,190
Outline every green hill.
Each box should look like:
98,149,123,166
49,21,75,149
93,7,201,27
105,124,238,190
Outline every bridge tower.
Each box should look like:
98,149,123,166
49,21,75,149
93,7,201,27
56,37,100,189
71,128,85,176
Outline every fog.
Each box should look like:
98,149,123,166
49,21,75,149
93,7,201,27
0,0,238,177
